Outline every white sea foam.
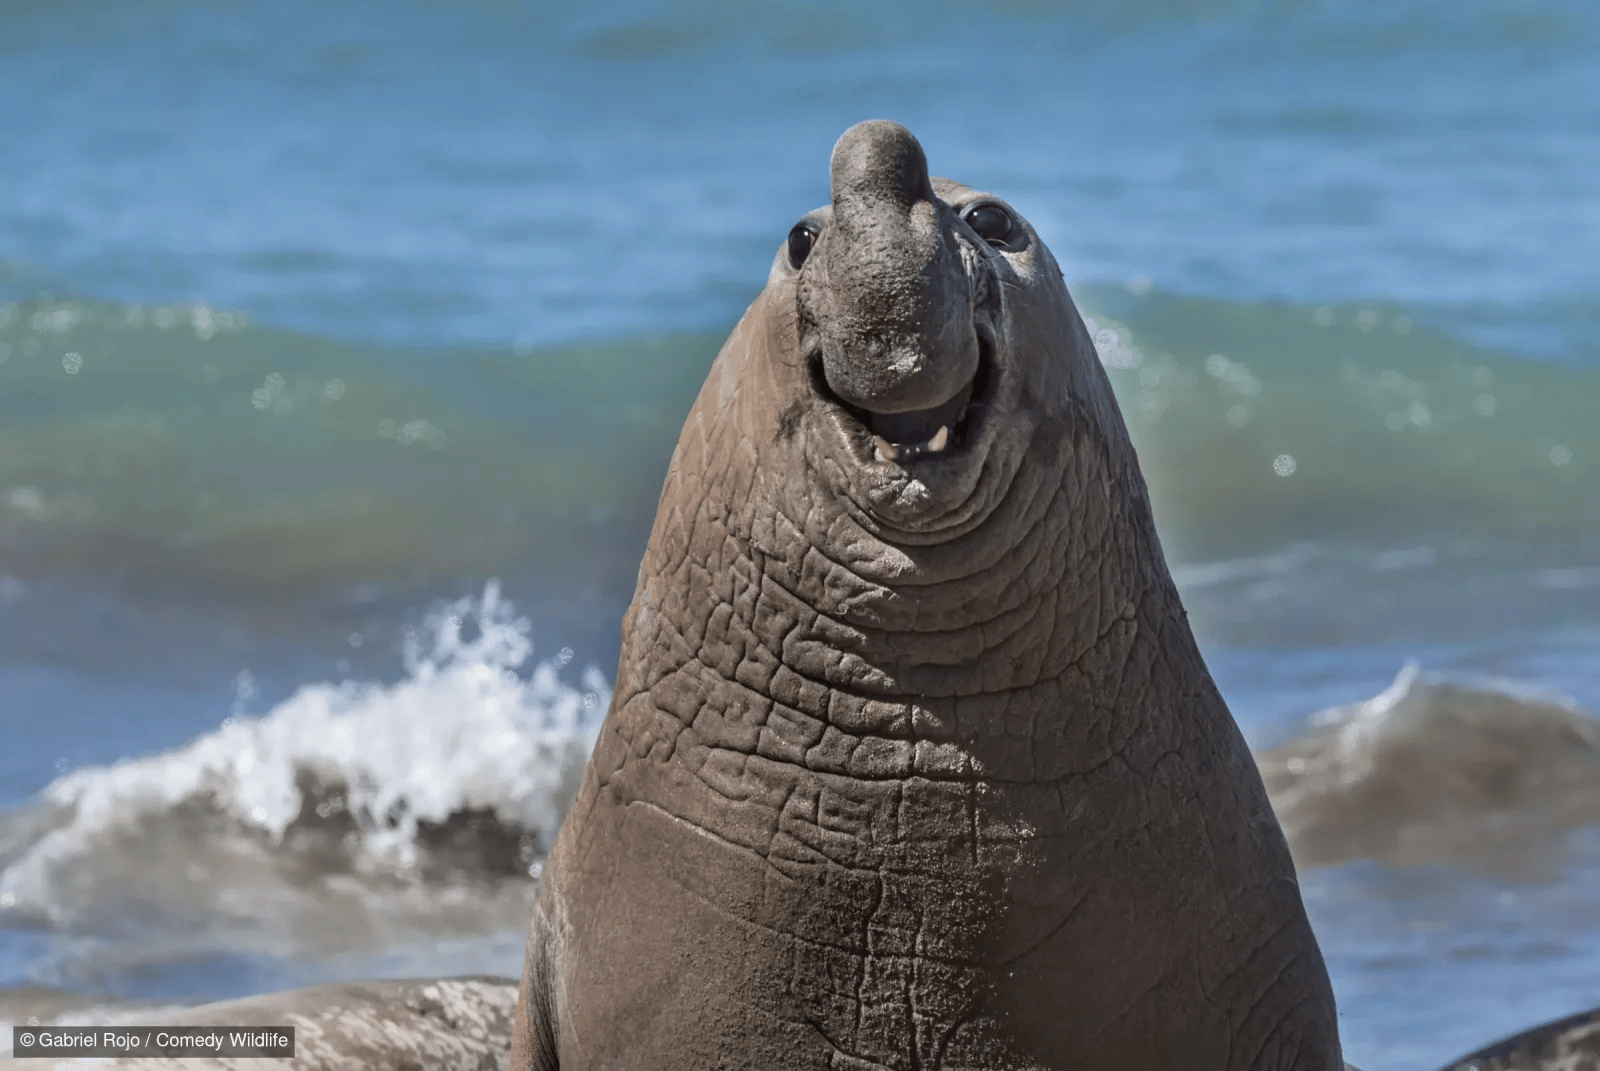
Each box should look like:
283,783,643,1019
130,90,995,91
0,582,607,939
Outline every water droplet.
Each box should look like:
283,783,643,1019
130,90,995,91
1551,444,1573,467
192,305,216,341
323,378,346,401
0,893,13,909
61,352,82,374
250,807,268,824
1355,309,1380,331
1273,454,1297,477
556,646,575,666
1473,393,1497,416
349,632,364,648
1311,307,1333,327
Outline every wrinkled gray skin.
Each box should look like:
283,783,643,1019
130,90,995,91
0,977,516,1070
512,120,1344,1070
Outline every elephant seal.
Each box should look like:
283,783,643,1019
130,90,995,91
512,120,1344,1070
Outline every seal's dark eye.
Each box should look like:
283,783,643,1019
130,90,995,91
963,203,1014,248
787,222,817,269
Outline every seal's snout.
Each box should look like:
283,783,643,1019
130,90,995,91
829,120,936,212
804,121,987,464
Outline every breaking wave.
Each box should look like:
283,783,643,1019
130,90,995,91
0,583,606,973
1263,663,1600,872
1,290,1593,608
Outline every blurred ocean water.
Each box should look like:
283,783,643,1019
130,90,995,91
0,2,1597,1068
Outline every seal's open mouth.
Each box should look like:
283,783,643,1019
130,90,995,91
814,332,994,465
863,370,974,461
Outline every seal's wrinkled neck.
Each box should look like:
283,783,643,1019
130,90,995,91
802,121,984,455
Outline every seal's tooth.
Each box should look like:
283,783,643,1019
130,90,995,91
928,425,950,452
875,436,900,462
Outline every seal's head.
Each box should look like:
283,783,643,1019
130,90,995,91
759,119,1125,540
